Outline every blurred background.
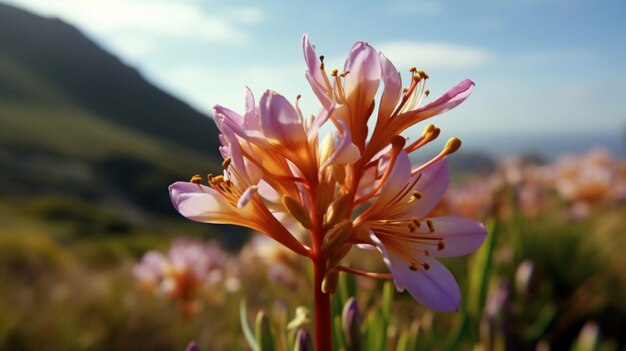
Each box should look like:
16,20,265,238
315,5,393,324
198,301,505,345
0,0,625,350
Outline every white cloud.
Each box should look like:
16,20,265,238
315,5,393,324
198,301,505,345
375,41,493,69
5,0,262,49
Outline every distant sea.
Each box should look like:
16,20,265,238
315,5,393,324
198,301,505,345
459,130,625,161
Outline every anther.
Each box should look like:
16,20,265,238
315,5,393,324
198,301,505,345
409,264,418,271
331,69,338,77
425,89,430,96
391,135,407,149
408,224,416,233
412,191,422,199
222,157,232,169
411,217,421,228
319,55,325,63
423,262,430,270
190,174,203,184
444,137,462,155
409,66,417,73
418,70,429,79
422,124,436,138
426,219,435,233
437,240,446,251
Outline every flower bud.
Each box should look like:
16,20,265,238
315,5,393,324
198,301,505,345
515,260,535,297
185,341,200,351
342,297,362,350
293,328,312,351
321,269,339,294
322,219,353,252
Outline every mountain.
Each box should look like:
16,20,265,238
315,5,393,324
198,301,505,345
0,3,224,230
0,3,221,155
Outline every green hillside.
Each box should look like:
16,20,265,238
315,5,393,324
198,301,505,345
0,3,225,231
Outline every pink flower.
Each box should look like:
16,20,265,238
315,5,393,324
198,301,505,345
134,240,227,314
169,34,485,317
353,150,486,311
302,34,474,160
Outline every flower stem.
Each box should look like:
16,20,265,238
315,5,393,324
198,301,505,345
313,258,332,351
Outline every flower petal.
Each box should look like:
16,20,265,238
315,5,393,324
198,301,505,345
243,86,260,131
302,34,333,109
321,120,361,168
371,232,460,311
401,256,461,311
376,149,411,206
396,79,475,126
378,52,402,121
410,157,450,217
259,90,307,146
430,217,487,258
169,181,239,224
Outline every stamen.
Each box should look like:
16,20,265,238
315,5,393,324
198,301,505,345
335,266,394,280
437,240,445,251
411,217,421,228
426,219,435,233
190,174,202,184
190,174,205,192
333,71,348,104
411,137,462,176
354,136,406,206
318,55,334,101
221,157,232,169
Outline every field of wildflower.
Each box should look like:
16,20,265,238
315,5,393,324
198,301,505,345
2,34,626,351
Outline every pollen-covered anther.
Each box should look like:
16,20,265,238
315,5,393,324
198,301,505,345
425,89,430,97
330,68,339,77
391,135,407,149
409,261,430,271
422,124,436,138
437,239,446,251
409,66,417,73
417,70,429,79
221,157,232,169
411,217,421,228
444,137,462,155
426,219,435,233
190,174,203,184
412,191,422,200
190,174,204,192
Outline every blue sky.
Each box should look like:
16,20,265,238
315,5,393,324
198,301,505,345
4,0,626,143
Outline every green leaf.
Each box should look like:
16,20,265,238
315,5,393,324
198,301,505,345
467,217,498,321
240,300,259,351
255,311,275,351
